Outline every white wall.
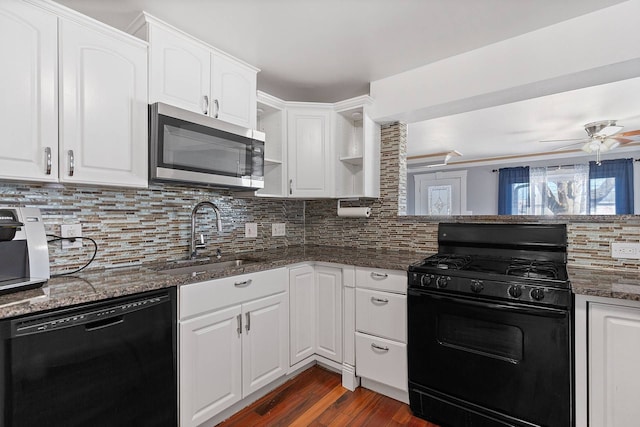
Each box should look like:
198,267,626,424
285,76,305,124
371,0,640,124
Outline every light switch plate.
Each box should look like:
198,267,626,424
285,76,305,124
272,223,286,237
611,242,640,259
245,223,258,238
60,223,82,249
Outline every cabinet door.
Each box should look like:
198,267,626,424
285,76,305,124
242,292,288,396
180,305,242,427
148,24,210,115
211,53,257,129
315,266,343,363
589,302,640,426
0,2,57,182
287,108,334,197
59,19,148,187
289,265,316,365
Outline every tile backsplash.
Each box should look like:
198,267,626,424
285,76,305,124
0,182,304,274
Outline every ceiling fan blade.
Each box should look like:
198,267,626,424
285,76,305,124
540,138,589,144
595,125,623,138
618,129,640,137
551,142,585,151
611,137,634,144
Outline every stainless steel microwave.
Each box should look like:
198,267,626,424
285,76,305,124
149,103,265,190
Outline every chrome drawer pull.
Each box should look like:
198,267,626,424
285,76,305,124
44,147,52,175
371,272,388,279
234,279,252,287
371,297,389,304
371,343,389,352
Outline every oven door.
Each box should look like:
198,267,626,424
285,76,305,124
408,288,572,427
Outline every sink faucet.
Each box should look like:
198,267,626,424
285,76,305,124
190,201,222,260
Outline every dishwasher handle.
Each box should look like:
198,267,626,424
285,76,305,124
11,292,170,337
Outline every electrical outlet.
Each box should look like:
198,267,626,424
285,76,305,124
272,223,286,237
60,224,82,249
245,223,258,238
611,242,640,259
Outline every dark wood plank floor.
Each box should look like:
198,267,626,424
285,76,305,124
218,366,439,427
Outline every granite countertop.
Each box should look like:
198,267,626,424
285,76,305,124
0,245,428,319
569,266,640,301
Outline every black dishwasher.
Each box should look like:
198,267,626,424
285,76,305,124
0,288,177,427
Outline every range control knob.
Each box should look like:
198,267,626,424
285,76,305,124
508,285,522,298
470,280,484,293
420,274,432,287
530,288,545,301
436,276,449,289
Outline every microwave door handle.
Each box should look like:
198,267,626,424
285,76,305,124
202,95,209,115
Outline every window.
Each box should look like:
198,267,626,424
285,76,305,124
498,158,634,215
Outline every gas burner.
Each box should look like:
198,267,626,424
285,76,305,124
506,259,559,280
420,254,471,270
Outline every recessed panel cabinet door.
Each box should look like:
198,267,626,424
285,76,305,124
589,302,640,427
289,265,316,365
211,53,257,129
287,108,333,197
242,292,288,396
315,266,343,363
180,305,242,427
148,25,211,115
59,19,148,187
0,2,57,182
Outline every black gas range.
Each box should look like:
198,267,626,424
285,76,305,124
407,223,573,427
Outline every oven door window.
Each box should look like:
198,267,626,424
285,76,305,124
159,115,253,178
408,290,571,427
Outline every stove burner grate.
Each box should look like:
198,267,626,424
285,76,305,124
421,254,471,270
505,259,559,280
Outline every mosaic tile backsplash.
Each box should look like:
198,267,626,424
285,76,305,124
2,122,639,275
306,123,640,272
0,182,304,274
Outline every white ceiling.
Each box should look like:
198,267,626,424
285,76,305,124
56,0,626,102
55,0,639,163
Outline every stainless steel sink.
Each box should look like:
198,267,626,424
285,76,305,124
161,259,256,276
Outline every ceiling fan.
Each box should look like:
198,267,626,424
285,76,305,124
541,120,640,164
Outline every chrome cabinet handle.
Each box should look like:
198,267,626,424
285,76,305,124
245,312,250,332
289,179,293,195
213,99,219,118
371,297,389,304
203,95,209,115
236,314,242,336
68,150,74,177
44,147,52,175
234,279,252,287
371,272,388,279
371,343,389,352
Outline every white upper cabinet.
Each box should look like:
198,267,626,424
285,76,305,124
287,105,334,198
211,53,257,129
147,23,210,115
0,1,58,182
59,18,148,187
131,13,258,129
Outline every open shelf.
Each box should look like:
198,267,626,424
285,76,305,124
339,155,364,166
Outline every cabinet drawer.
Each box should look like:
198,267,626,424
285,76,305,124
355,267,406,294
356,288,406,342
355,332,407,391
180,268,287,319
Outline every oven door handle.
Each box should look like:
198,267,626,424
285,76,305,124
410,289,569,317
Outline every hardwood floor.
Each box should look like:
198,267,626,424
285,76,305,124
218,366,439,427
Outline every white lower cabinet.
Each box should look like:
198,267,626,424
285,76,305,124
587,299,640,427
289,264,343,367
355,267,408,401
179,268,288,427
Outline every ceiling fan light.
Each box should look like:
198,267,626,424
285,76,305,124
581,142,594,153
